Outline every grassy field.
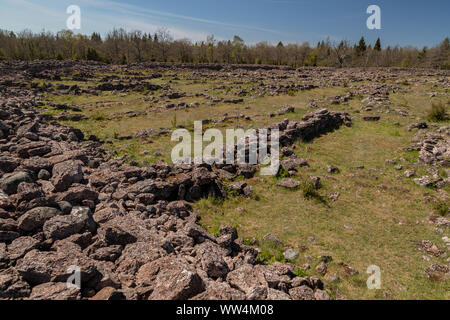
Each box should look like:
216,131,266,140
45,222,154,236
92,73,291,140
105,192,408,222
41,70,449,299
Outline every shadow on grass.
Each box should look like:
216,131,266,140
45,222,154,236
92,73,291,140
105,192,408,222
300,181,330,208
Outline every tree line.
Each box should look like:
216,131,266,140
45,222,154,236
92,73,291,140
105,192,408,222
0,28,448,69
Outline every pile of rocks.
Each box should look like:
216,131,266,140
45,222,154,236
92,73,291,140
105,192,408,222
204,109,351,177
418,128,450,166
275,108,351,146
406,126,450,189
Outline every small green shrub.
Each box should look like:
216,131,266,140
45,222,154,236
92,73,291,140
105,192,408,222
301,181,318,199
276,167,290,179
295,267,311,277
92,111,105,121
224,186,240,198
256,247,286,265
300,181,329,206
272,250,286,264
256,250,272,264
433,200,449,216
427,103,448,122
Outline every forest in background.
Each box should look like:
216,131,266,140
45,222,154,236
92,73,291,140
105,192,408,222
0,28,449,68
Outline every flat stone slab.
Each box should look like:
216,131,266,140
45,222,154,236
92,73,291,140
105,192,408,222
277,178,300,189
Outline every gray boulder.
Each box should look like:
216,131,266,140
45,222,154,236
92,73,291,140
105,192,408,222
0,171,34,195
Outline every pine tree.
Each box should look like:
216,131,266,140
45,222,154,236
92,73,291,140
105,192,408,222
121,54,127,65
86,47,101,61
56,51,64,60
91,32,102,42
357,37,367,54
441,37,449,51
374,38,381,51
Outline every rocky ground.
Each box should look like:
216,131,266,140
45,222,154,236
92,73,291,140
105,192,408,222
0,61,449,300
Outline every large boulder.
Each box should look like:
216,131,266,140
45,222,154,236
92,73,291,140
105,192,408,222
127,179,175,199
55,185,98,203
29,282,81,300
17,207,61,232
51,160,83,192
280,158,309,171
277,178,300,189
22,157,52,173
7,236,40,260
16,249,100,286
137,256,205,300
0,171,34,195
195,241,229,279
115,242,165,281
254,264,291,292
16,182,43,202
16,142,51,158
289,285,315,300
97,214,166,245
226,264,262,295
0,269,31,299
0,157,19,173
43,207,96,240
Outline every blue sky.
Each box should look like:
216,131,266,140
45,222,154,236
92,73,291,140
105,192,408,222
0,0,448,47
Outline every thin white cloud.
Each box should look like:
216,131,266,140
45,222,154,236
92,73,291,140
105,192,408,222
4,0,63,18
2,0,225,41
79,0,285,35
1,0,295,42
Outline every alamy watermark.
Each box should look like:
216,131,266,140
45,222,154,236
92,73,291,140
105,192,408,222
366,5,381,30
171,121,280,175
366,265,381,289
66,5,81,30
66,265,81,290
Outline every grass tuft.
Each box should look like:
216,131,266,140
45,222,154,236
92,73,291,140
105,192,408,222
427,102,448,122
433,200,449,217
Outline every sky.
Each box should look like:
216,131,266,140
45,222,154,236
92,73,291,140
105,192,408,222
0,0,449,48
